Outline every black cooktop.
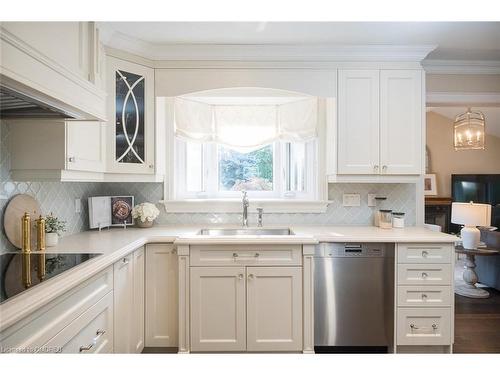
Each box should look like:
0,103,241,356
0,252,101,304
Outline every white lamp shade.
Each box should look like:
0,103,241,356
451,202,491,227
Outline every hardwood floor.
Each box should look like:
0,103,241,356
454,288,500,353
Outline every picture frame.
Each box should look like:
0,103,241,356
111,196,134,226
424,174,438,196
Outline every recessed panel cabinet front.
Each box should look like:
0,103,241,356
190,267,247,352
379,70,422,175
246,267,303,352
337,69,380,174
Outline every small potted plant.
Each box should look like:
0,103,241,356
45,213,67,247
132,202,160,228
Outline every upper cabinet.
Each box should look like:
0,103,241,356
0,22,107,120
336,69,423,176
337,70,380,175
9,119,105,181
106,56,155,175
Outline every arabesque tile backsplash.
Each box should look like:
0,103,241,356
1,120,416,252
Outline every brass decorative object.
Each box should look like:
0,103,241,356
21,212,31,253
22,253,31,288
36,215,46,251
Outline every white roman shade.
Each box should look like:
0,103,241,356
174,91,318,150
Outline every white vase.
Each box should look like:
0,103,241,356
46,233,59,247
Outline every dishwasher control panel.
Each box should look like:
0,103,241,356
315,243,391,257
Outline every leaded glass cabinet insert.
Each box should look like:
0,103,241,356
115,70,145,164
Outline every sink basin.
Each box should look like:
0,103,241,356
198,228,294,236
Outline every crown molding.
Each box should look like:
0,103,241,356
423,59,500,74
99,26,435,63
426,91,500,106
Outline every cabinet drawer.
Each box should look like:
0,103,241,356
45,291,113,353
397,286,452,307
0,266,113,352
190,245,302,267
397,243,452,264
397,308,451,346
397,264,452,285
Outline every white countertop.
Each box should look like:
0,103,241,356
0,225,457,331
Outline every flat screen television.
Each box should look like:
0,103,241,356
451,174,500,232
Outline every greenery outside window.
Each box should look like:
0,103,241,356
175,138,317,200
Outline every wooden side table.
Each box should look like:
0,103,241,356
455,246,500,298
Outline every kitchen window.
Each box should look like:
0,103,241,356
175,138,317,200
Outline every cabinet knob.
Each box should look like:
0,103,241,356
422,250,428,258
68,156,75,162
421,272,428,279
382,165,387,172
421,294,428,300
248,274,254,280
373,165,379,173
149,164,154,169
122,258,129,265
238,273,244,280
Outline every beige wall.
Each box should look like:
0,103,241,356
426,111,500,197
427,74,500,93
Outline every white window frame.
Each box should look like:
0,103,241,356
174,138,317,201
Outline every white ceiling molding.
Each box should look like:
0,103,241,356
426,92,500,106
99,27,435,63
423,59,500,74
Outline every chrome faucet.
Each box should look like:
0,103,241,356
242,191,249,227
257,207,264,227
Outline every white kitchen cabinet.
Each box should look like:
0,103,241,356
336,69,423,176
337,69,380,174
113,247,145,353
190,267,247,352
0,267,113,353
380,70,422,175
45,292,114,353
106,56,155,175
0,22,106,120
132,248,145,353
246,267,303,352
8,119,105,181
145,244,178,347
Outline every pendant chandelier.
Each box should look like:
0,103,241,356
454,108,486,151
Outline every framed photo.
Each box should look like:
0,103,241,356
424,174,437,196
111,196,134,226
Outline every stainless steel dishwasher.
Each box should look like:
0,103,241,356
314,243,394,353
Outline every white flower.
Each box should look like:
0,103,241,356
132,202,160,222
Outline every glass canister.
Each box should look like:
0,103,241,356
392,212,405,228
379,210,393,229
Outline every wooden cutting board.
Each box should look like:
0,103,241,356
3,194,42,249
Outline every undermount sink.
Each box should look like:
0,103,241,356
198,228,294,236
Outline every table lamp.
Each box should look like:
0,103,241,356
451,202,491,249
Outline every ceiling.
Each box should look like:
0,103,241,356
429,107,500,138
100,22,500,61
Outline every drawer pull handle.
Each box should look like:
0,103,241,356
422,251,428,258
233,253,260,258
94,329,106,341
421,272,428,279
410,323,438,331
79,343,94,352
122,258,129,265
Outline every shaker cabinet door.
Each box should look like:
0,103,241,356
246,267,303,352
379,70,422,175
190,267,246,352
337,69,380,175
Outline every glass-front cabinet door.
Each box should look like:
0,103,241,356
106,56,155,174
